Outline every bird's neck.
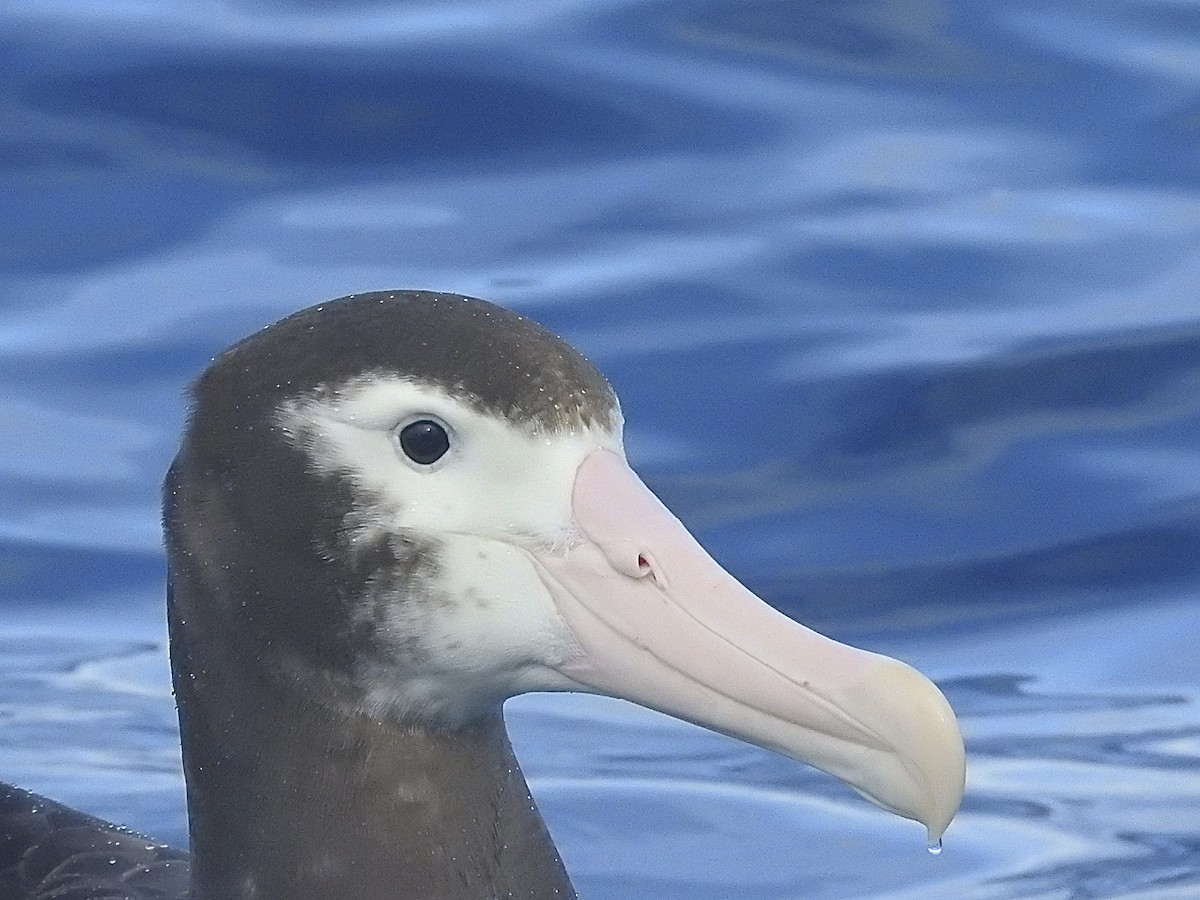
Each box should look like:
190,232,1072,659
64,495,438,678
170,614,575,900
163,454,576,899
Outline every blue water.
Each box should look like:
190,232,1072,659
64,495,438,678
3,2,1199,897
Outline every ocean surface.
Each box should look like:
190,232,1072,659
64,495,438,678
3,2,1199,897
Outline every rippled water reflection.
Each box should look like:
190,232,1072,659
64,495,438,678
2,0,1199,896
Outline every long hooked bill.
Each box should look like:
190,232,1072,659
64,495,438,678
532,450,965,844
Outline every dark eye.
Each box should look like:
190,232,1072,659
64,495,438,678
398,419,450,465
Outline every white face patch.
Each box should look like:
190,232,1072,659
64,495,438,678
276,375,624,725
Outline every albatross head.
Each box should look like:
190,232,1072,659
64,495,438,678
167,290,965,853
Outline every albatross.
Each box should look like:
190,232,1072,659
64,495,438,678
0,290,965,899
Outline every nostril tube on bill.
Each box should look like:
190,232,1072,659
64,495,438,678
637,552,665,587
600,542,656,581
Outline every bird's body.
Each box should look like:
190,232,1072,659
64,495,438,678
0,782,188,899
0,291,965,899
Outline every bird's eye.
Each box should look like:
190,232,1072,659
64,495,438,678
398,419,450,465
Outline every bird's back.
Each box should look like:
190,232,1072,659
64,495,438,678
0,782,188,900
